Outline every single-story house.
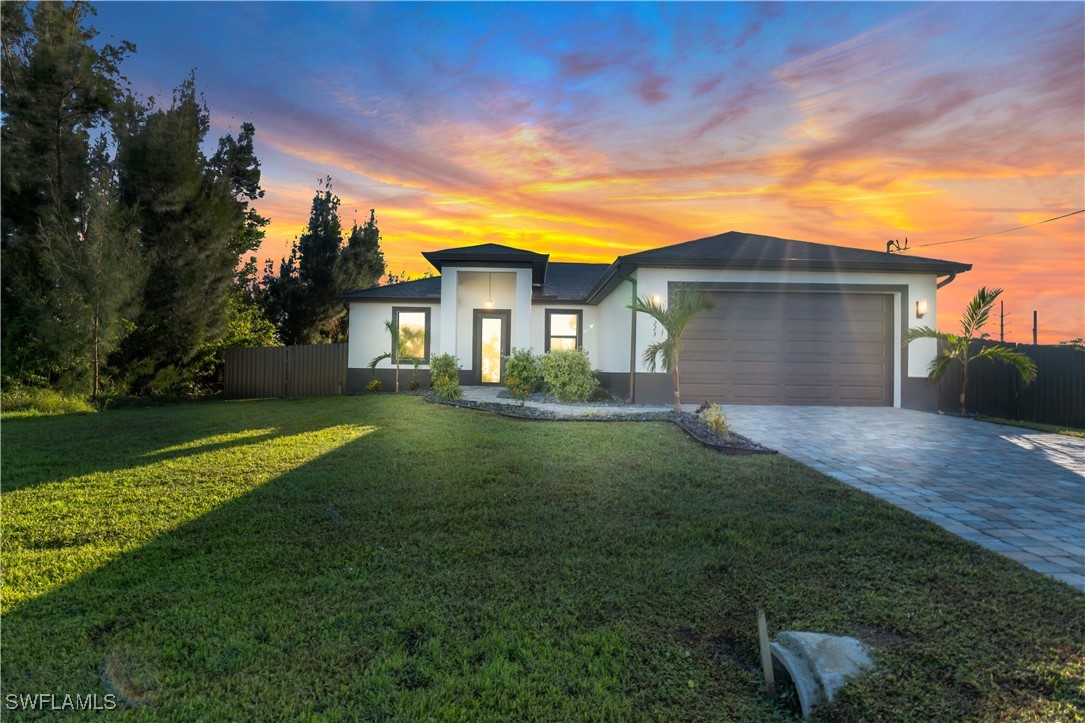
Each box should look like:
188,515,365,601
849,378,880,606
340,230,971,409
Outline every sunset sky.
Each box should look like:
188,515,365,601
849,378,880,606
94,2,1084,343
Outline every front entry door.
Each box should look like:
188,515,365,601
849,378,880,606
473,310,510,385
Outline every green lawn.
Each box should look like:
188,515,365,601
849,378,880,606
2,396,1082,720
976,416,1085,439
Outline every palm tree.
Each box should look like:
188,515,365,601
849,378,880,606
904,287,1037,414
369,320,425,392
629,285,715,412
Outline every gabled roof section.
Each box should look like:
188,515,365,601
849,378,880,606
621,231,972,273
338,276,440,302
338,264,610,304
422,243,549,285
587,231,972,302
533,263,610,304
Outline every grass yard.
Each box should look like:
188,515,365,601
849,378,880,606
976,416,1085,439
2,396,1083,720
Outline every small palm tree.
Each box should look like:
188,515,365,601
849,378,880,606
369,320,425,392
904,287,1037,414
629,285,715,412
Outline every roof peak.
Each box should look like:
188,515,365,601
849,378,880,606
621,230,970,268
424,242,547,257
422,243,550,284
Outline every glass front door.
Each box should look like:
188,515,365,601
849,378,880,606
480,317,502,383
473,310,510,384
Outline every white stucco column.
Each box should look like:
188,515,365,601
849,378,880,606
439,267,458,356
512,267,532,350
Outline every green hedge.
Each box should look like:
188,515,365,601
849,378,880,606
540,349,599,402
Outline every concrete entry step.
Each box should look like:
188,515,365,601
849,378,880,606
770,631,875,718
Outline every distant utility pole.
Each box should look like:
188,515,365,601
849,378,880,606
1033,310,1038,345
998,300,1014,342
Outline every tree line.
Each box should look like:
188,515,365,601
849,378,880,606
1,2,384,401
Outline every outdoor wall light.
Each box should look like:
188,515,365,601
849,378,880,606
651,294,662,306
916,299,928,318
485,273,494,308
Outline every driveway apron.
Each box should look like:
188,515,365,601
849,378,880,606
725,406,1085,592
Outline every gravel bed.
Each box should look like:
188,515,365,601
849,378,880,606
425,393,776,455
494,389,633,407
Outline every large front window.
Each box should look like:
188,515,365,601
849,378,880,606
392,307,430,363
545,310,582,352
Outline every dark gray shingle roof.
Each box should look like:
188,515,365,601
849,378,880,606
620,231,972,273
339,276,440,301
535,263,610,303
343,232,971,305
422,243,549,284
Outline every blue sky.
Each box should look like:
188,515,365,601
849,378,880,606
90,1,1084,341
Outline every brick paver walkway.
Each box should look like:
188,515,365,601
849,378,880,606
460,386,674,417
725,406,1085,592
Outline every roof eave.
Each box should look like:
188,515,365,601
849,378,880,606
340,295,441,303
626,258,973,274
421,254,549,284
584,260,628,305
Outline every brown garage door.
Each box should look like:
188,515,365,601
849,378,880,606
680,291,893,405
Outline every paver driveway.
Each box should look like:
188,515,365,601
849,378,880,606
725,406,1085,592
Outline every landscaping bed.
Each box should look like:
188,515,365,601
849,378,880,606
425,392,776,455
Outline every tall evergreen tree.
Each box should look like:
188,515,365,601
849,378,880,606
263,244,308,346
1,1,133,382
37,153,145,398
266,178,350,344
334,209,386,295
113,76,265,392
297,178,342,291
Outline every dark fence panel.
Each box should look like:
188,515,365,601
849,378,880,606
287,343,347,397
937,341,1085,427
224,344,347,399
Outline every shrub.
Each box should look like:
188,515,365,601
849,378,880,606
366,379,383,393
408,379,421,392
504,348,543,404
434,383,463,401
540,349,599,402
700,402,728,435
430,353,462,401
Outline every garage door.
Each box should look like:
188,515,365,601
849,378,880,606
680,291,893,405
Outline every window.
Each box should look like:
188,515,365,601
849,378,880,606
392,307,431,363
545,309,582,352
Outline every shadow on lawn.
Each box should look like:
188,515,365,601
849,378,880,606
2,400,338,493
3,426,394,716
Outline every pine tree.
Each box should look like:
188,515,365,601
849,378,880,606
37,155,145,398
266,178,354,344
114,76,266,392
1,1,133,382
334,209,386,294
264,244,309,346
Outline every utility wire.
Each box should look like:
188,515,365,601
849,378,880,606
904,209,1084,251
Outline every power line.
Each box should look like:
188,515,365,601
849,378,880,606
903,209,1083,251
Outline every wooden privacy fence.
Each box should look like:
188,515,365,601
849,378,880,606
224,344,347,399
937,341,1085,427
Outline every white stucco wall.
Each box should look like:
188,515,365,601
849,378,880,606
348,302,441,370
528,305,600,364
595,278,634,374
349,266,942,406
454,270,526,370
